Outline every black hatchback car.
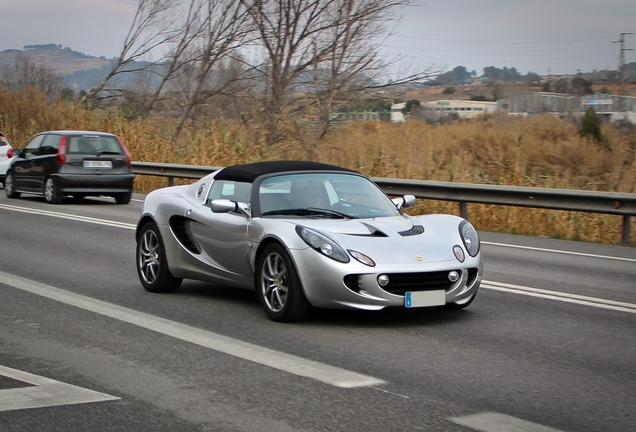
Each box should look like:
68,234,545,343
4,130,135,204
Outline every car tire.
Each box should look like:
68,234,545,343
115,192,132,204
443,291,478,310
44,178,63,204
4,173,20,198
136,222,182,293
256,243,309,322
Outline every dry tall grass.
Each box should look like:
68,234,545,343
1,88,634,244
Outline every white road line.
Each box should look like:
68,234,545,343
483,241,636,263
0,203,135,230
482,280,636,314
450,412,564,432
0,365,119,412
0,271,384,389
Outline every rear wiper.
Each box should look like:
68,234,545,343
96,151,122,157
261,207,353,219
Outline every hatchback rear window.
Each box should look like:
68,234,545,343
67,136,123,154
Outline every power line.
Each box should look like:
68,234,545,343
383,42,611,55
390,35,616,46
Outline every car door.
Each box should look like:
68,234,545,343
12,134,45,190
30,134,61,191
187,180,253,277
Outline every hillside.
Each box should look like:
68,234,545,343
0,44,112,75
2,44,636,97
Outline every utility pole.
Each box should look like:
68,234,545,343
612,32,633,96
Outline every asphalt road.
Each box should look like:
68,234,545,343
0,192,635,432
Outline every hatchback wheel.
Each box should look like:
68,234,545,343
115,191,132,204
256,243,309,322
4,173,20,198
44,178,63,204
136,222,182,293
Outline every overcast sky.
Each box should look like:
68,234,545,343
2,0,635,77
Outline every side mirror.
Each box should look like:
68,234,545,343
392,194,416,209
210,199,251,217
211,199,238,213
403,195,416,208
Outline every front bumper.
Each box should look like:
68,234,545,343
291,247,483,310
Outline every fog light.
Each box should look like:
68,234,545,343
378,275,390,287
448,271,460,283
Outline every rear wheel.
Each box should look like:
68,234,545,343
256,243,309,322
115,191,132,204
44,178,63,204
136,222,182,293
4,173,20,198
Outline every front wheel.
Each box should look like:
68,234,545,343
136,222,182,293
4,173,20,198
256,244,309,322
44,178,63,204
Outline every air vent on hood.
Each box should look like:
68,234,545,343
398,225,425,237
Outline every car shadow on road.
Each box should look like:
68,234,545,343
173,280,478,328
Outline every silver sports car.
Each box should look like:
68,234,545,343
136,161,483,322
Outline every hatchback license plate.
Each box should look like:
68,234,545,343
84,160,112,168
405,290,445,308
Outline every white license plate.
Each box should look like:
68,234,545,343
84,160,112,168
405,290,445,308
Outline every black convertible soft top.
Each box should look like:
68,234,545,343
214,160,357,183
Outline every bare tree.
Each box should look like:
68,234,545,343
239,0,433,148
0,55,65,98
305,0,438,148
85,0,253,144
83,0,182,103
171,0,252,141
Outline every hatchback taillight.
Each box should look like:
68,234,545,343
118,138,132,166
56,136,68,164
7,148,12,158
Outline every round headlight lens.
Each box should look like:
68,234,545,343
459,220,480,257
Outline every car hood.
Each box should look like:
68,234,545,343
295,215,462,264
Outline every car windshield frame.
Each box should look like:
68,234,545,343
257,172,401,219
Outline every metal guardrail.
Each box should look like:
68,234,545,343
131,161,636,244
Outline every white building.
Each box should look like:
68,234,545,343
391,102,407,122
421,100,498,119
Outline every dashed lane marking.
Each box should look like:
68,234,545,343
450,412,565,432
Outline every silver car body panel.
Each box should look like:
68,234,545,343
138,168,483,311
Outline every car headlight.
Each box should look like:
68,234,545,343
459,220,480,257
296,226,350,263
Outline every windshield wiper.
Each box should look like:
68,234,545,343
96,151,122,157
261,207,353,219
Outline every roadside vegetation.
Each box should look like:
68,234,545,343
1,87,634,245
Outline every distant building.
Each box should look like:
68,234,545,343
391,102,407,122
419,99,498,119
497,92,636,123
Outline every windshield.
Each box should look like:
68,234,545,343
258,173,400,219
